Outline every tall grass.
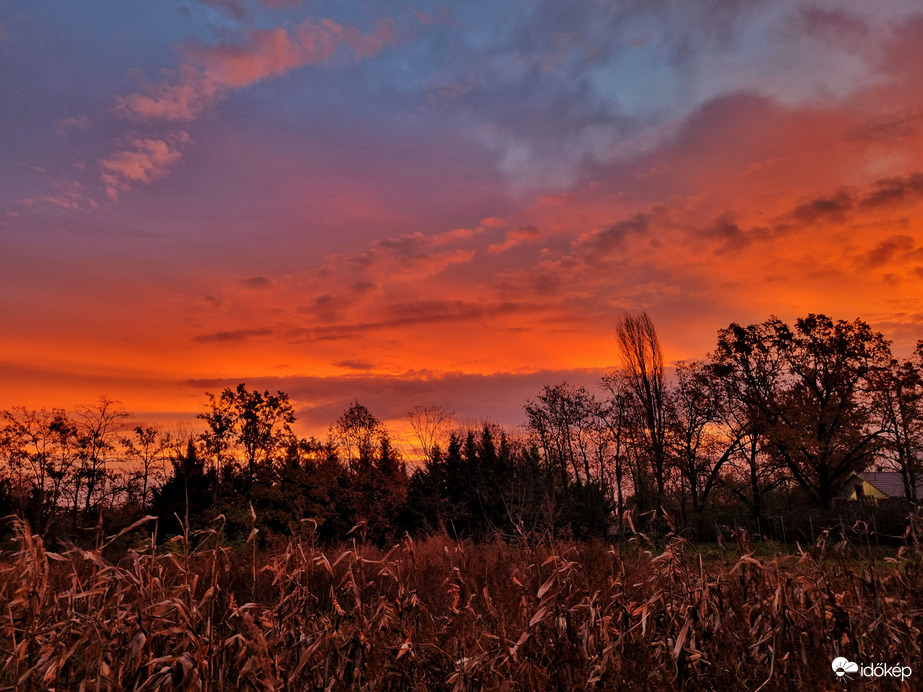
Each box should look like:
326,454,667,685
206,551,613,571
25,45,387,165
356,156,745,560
1,516,921,690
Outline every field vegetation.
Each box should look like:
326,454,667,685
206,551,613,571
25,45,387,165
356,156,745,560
1,514,921,690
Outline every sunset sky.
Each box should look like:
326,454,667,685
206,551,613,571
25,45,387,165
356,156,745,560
4,1,923,439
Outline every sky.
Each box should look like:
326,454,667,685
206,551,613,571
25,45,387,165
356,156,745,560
4,0,923,440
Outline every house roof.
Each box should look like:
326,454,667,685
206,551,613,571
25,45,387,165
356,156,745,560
858,472,923,500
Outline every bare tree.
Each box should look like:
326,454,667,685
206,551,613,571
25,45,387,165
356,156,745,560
598,372,633,532
122,426,171,511
525,383,599,486
73,397,130,519
406,404,454,463
872,341,923,503
669,360,740,521
614,312,669,519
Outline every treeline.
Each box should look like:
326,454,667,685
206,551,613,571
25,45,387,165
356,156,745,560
1,312,921,547
525,313,922,536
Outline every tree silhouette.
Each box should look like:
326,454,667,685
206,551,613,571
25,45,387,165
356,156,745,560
152,439,214,540
871,341,923,502
73,397,129,522
121,426,170,512
199,384,295,486
406,404,454,462
715,315,891,507
615,312,669,521
330,400,385,471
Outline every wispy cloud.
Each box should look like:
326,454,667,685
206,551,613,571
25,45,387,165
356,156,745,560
197,0,250,22
99,133,190,199
286,300,537,343
21,179,98,212
115,68,220,122
90,13,398,203
860,172,923,209
258,0,302,9
860,235,916,269
323,228,479,283
53,115,91,138
487,225,543,254
116,18,396,122
193,328,274,343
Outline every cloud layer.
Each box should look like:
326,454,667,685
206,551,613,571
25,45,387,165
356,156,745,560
4,1,923,436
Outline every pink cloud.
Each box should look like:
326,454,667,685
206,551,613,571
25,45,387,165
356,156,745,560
21,179,99,212
479,216,507,229
116,18,396,122
429,227,479,245
339,19,396,60
488,225,543,254
192,25,336,88
116,67,219,121
100,133,189,199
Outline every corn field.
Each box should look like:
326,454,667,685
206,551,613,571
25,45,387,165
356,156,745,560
1,516,921,691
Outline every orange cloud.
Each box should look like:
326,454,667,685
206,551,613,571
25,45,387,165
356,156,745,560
487,225,543,254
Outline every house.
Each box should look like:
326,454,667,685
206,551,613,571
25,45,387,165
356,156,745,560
838,471,923,502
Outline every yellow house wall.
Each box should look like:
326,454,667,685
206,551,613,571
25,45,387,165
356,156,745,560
842,480,889,500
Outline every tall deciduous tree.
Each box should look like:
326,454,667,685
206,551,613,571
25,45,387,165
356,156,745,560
598,372,634,532
614,312,669,519
525,383,599,487
669,360,740,520
705,360,785,523
715,315,891,507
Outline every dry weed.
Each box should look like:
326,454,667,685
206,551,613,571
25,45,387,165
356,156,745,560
1,517,921,690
